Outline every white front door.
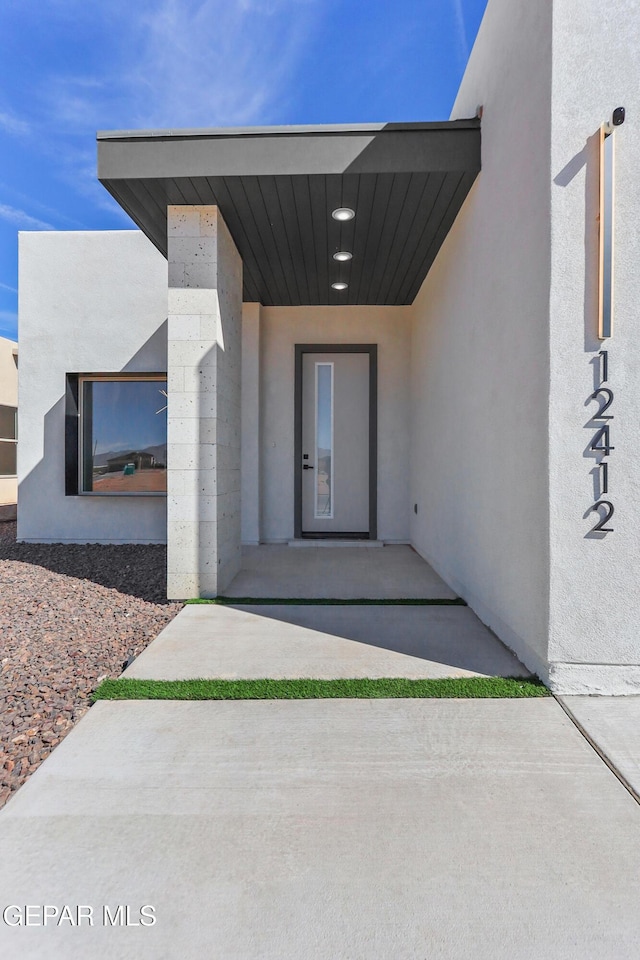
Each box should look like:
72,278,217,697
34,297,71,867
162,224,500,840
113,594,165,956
301,351,370,535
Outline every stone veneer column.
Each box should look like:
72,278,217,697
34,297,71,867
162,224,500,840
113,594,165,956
167,205,242,598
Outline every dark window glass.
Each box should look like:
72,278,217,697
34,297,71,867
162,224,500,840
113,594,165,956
0,441,16,476
81,379,167,494
0,405,16,441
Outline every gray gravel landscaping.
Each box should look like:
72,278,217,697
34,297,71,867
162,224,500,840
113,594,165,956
0,521,181,809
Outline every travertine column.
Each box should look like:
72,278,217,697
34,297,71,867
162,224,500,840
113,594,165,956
167,206,242,598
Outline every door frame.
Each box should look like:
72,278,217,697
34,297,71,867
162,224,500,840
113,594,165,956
294,343,377,540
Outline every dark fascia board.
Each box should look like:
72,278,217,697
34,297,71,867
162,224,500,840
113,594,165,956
97,119,481,181
97,119,479,139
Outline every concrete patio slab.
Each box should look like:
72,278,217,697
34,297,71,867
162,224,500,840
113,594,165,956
124,602,529,680
559,695,640,800
224,544,457,599
1,697,640,959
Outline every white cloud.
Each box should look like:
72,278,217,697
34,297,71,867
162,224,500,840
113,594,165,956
43,78,109,131
0,111,30,137
452,0,469,62
53,147,138,224
22,0,326,220
42,0,324,132
0,181,86,229
0,281,17,294
0,203,55,231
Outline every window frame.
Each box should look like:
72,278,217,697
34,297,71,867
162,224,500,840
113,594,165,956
0,404,17,479
74,373,167,498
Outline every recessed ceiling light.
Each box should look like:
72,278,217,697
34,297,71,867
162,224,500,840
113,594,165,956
331,207,355,222
333,251,352,262
331,281,348,291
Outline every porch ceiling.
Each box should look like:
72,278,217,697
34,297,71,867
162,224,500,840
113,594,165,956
97,120,481,307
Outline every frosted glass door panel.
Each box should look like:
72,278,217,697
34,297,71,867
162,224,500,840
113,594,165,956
315,363,333,518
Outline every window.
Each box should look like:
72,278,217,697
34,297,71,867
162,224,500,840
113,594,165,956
78,376,167,495
0,404,17,477
315,362,333,519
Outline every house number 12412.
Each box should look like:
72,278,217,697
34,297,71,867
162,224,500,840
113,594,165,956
587,349,614,533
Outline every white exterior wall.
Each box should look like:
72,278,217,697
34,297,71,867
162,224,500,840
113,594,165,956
409,0,553,678
410,0,640,692
0,336,18,510
241,302,261,545
260,305,411,543
547,0,640,693
18,231,168,543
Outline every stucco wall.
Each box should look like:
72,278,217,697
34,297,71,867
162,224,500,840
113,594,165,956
259,305,411,543
18,231,168,543
0,335,18,508
409,0,553,677
241,302,261,544
546,0,640,693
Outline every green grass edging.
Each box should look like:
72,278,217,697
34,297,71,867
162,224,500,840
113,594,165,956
93,676,549,702
186,597,467,606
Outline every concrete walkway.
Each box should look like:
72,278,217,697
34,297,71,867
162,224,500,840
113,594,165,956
2,697,640,958
124,602,530,680
224,544,457,599
560,696,640,799
124,543,530,682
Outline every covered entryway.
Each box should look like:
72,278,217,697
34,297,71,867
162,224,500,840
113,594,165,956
97,119,481,599
227,543,452,600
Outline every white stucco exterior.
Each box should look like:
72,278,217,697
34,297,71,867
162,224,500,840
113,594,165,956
0,335,18,512
408,0,552,679
18,231,168,543
546,0,640,693
407,0,640,692
241,302,261,545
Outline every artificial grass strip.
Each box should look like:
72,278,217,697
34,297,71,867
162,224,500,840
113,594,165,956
186,597,467,606
93,676,549,702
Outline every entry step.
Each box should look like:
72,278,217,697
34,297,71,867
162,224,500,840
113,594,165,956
287,539,385,548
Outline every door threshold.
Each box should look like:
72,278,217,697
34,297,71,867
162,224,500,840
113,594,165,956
288,539,384,548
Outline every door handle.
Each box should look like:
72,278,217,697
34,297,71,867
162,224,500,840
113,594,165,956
303,464,314,470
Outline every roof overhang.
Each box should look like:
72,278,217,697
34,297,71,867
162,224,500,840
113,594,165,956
97,120,480,306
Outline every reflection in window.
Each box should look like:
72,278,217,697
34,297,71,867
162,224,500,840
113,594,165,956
80,378,167,494
315,363,333,518
0,404,17,477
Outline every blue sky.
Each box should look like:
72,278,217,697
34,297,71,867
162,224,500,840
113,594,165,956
90,380,167,456
0,0,488,340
